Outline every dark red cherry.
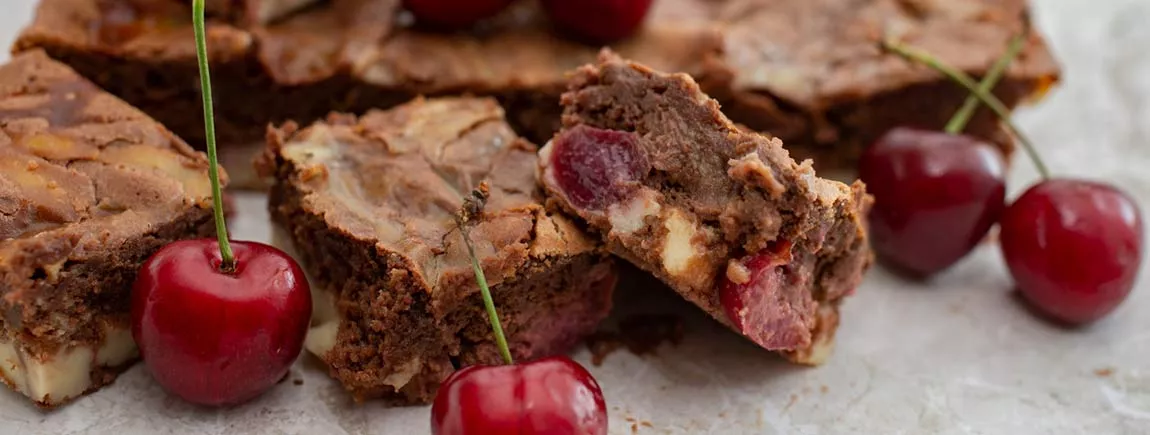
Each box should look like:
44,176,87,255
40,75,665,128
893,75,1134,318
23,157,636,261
548,124,648,210
999,179,1143,325
403,0,514,28
859,127,1007,277
431,356,608,435
540,0,654,44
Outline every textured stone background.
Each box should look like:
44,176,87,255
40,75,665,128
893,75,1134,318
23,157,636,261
2,0,1148,433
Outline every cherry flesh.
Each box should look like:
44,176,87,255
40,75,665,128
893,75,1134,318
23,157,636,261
540,0,654,44
403,0,514,29
720,242,811,349
999,179,1144,325
131,240,312,406
431,356,608,435
549,124,648,210
859,127,1007,277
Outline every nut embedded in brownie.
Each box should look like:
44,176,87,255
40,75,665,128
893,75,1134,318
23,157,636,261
257,96,616,404
0,50,218,408
538,52,873,364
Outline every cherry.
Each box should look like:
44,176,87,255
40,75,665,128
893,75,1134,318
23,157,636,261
431,356,608,435
859,128,1007,277
430,185,609,434
131,240,311,406
130,1,313,407
403,0,514,29
548,125,648,210
540,0,654,44
720,241,814,350
999,180,1144,325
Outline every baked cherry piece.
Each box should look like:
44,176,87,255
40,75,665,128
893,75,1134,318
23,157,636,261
431,356,608,435
403,0,514,28
720,242,812,349
859,127,1007,277
999,180,1144,325
540,0,654,44
548,124,648,210
132,240,311,406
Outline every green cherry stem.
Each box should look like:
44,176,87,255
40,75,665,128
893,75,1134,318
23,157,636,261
192,0,234,269
944,29,1027,135
882,39,1051,180
456,186,513,365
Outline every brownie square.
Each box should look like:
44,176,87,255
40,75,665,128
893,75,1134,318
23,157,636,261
257,96,616,404
13,0,1056,181
538,53,872,364
0,50,218,408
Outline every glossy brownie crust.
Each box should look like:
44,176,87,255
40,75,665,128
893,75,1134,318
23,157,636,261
0,50,217,408
15,0,1059,176
258,97,615,404
539,53,872,364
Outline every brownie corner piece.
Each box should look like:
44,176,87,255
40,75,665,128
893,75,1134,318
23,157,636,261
538,52,872,364
262,96,616,404
0,50,217,408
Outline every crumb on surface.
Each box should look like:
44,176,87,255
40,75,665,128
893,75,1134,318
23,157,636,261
1094,367,1114,377
820,384,829,393
293,379,304,386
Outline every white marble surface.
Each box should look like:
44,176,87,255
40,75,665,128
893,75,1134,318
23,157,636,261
2,0,1149,434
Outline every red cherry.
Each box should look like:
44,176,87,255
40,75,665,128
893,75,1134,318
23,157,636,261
431,356,608,435
548,125,648,211
859,127,1007,277
131,240,312,406
719,241,814,349
540,0,654,44
999,179,1144,325
403,0,514,29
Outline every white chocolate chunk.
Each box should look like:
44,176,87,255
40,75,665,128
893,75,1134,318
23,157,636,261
607,190,662,234
0,325,136,405
382,358,423,390
255,0,322,23
661,209,700,277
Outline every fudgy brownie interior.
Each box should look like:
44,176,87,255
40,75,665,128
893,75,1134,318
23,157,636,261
539,53,872,364
259,97,616,404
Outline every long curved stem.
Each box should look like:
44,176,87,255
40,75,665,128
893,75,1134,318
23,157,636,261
945,31,1027,135
883,39,1051,180
192,0,234,269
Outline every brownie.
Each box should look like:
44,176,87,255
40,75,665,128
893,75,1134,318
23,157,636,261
13,0,1058,186
196,0,325,26
537,52,872,364
0,50,218,408
257,96,616,404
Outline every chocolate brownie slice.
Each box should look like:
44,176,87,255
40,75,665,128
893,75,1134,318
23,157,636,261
0,50,218,408
257,97,616,404
538,53,871,364
14,0,1056,183
196,0,325,25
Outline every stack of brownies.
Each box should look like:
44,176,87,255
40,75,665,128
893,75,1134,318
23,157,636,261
1,0,1058,408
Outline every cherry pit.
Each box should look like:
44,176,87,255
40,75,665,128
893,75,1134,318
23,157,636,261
873,36,1144,325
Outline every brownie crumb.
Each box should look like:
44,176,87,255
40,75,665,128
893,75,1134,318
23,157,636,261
293,379,304,386
585,314,685,366
1094,368,1115,377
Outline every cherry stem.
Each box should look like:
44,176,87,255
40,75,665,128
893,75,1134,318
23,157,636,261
192,0,234,269
883,39,1051,180
456,187,513,365
944,29,1027,135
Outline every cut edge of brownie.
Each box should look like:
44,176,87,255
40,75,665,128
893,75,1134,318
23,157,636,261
257,97,616,404
538,51,872,364
0,50,220,408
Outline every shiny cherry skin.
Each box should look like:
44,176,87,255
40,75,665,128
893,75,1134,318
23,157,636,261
859,127,1007,277
999,179,1144,325
540,0,654,44
131,240,312,406
431,356,608,435
403,0,514,29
